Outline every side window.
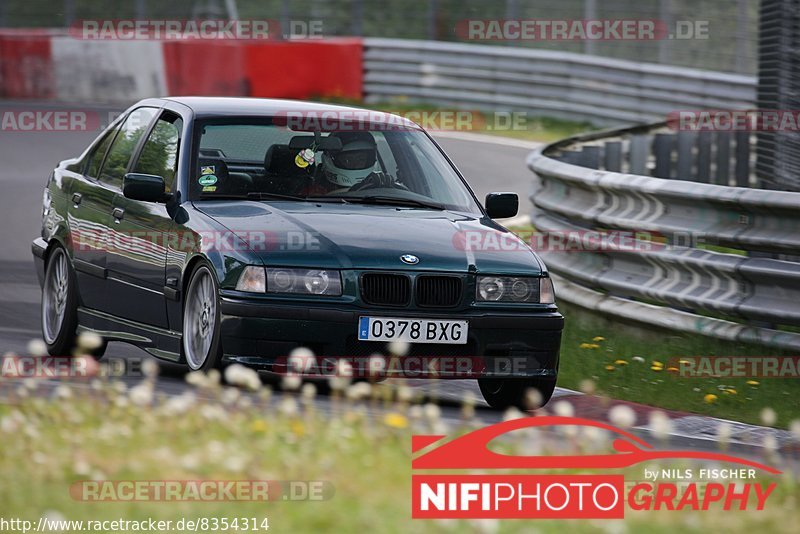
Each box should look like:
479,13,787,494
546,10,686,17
132,113,183,193
98,107,158,187
85,127,118,179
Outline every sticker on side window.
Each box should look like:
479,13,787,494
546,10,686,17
198,174,218,186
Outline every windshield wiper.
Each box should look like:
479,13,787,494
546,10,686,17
320,195,445,210
198,192,342,203
246,192,306,201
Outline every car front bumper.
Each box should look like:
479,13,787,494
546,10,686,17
219,296,563,379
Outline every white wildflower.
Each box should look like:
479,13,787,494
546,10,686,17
388,340,410,357
608,405,636,428
281,374,302,391
142,359,159,379
553,400,575,418
26,339,47,357
287,347,315,374
76,332,103,351
760,407,777,427
648,410,672,441
128,383,153,406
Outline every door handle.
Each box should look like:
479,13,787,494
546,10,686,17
112,207,124,222
72,192,82,206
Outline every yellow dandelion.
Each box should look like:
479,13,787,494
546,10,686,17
678,359,692,365
723,388,737,395
746,380,759,386
650,366,663,372
250,419,267,433
592,336,605,342
614,359,628,365
605,365,616,371
652,361,664,367
384,412,409,429
666,367,679,372
704,394,718,404
290,420,306,437
580,343,600,349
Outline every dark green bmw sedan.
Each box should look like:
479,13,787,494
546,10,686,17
32,97,563,408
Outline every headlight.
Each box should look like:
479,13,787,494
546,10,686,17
235,266,266,292
476,276,555,303
236,267,343,296
267,268,342,296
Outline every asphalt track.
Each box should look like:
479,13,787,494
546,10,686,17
0,101,796,467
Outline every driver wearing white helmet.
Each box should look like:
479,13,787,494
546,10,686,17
320,132,378,191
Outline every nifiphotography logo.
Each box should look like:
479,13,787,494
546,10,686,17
411,416,780,519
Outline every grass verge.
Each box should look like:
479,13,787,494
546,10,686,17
504,224,800,429
556,301,799,429
0,373,798,533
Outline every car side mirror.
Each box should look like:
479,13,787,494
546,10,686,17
123,173,169,203
485,192,519,219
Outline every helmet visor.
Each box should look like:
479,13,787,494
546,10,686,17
331,148,376,170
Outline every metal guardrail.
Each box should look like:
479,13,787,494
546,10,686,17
527,123,800,351
363,38,756,126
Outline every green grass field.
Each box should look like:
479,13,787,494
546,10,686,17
556,301,800,429
1,373,797,533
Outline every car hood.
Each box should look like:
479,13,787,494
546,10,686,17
194,201,543,275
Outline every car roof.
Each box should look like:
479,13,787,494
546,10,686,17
160,96,420,129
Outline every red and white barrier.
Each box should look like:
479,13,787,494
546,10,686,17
0,30,363,102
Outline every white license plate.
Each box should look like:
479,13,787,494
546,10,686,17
358,317,468,344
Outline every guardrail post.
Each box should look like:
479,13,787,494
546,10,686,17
64,0,75,26
604,141,622,172
581,146,601,169
696,131,712,183
653,133,675,178
630,135,649,175
676,131,696,180
427,0,439,40
715,132,732,186
351,0,364,36
735,131,751,187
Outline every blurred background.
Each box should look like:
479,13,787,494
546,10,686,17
1,0,759,73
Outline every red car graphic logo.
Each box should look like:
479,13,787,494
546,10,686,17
412,416,781,473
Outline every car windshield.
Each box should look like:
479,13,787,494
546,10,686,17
191,117,481,213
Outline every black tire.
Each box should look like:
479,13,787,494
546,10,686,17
181,263,223,372
41,246,108,359
478,377,557,410
41,246,80,357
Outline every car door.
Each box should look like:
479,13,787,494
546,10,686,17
67,118,124,313
78,106,159,318
105,110,182,328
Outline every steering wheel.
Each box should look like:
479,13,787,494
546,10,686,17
348,172,409,192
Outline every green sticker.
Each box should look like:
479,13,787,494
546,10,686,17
198,174,218,186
